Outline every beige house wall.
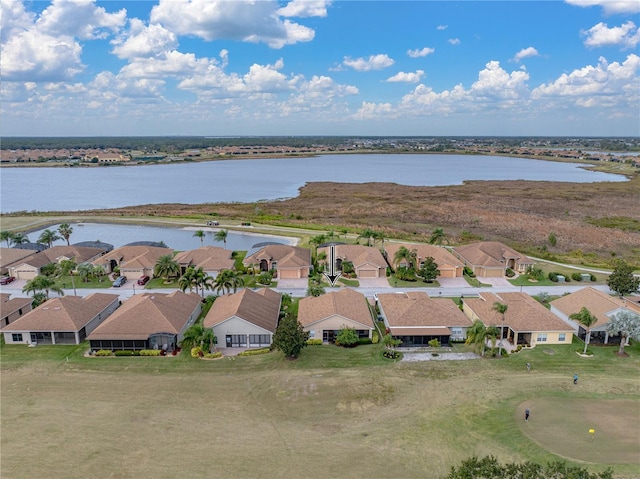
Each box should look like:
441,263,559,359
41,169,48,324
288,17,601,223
530,330,573,346
2,305,32,328
305,314,373,341
211,316,273,346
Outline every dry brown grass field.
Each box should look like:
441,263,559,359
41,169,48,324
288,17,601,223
2,343,639,479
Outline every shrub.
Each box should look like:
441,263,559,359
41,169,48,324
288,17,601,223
357,338,373,345
306,338,323,345
464,266,475,278
238,348,271,356
505,267,515,278
590,274,597,281
139,349,162,356
383,350,401,360
95,349,112,356
428,338,440,348
548,272,558,282
204,351,222,359
571,272,582,281
335,327,359,347
371,331,379,344
114,350,134,356
191,346,203,358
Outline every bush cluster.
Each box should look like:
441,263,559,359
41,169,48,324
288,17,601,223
203,352,222,359
464,266,475,278
114,350,135,356
191,346,203,358
357,338,373,345
548,272,570,282
139,349,162,356
95,349,112,356
238,348,271,356
371,330,379,344
306,338,323,345
383,350,401,360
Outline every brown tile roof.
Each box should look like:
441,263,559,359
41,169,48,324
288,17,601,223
9,246,106,270
0,248,36,268
453,242,533,268
384,243,463,269
88,291,201,340
1,293,119,332
203,288,282,332
464,292,571,333
173,246,234,271
318,244,387,268
377,292,471,328
243,245,311,269
96,246,172,269
0,295,32,319
298,288,374,329
551,287,640,329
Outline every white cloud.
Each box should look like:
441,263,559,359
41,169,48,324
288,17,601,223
386,70,425,83
582,21,640,48
437,25,447,30
565,0,640,14
0,0,35,43
119,50,214,80
111,19,178,59
150,0,315,49
448,38,460,45
513,47,540,62
277,0,331,17
36,0,126,40
531,54,640,107
407,47,435,58
342,54,394,71
354,101,393,119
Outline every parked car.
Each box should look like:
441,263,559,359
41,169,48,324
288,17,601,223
0,276,16,285
206,220,219,226
112,276,127,287
137,275,150,285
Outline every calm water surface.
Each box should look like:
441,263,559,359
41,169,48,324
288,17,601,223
0,154,626,213
27,223,295,251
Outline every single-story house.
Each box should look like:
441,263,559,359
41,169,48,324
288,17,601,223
1,293,33,328
384,243,464,278
452,241,534,277
317,244,387,279
550,287,640,344
298,288,375,343
2,293,120,345
462,292,573,347
93,245,173,280
203,288,282,348
0,247,37,275
173,246,234,277
87,291,202,352
376,291,472,347
243,243,311,279
8,246,107,280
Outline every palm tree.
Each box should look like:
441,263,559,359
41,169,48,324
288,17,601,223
373,231,386,248
465,320,499,357
357,228,375,246
569,307,598,355
154,254,180,281
37,229,61,248
193,230,206,247
1,231,15,248
22,275,64,300
213,269,234,295
178,267,197,293
193,267,214,298
309,234,326,257
429,227,449,245
492,302,508,357
393,246,417,270
76,263,94,283
201,328,216,353
605,310,640,356
214,229,228,249
181,324,206,350
92,264,107,282
11,233,29,246
57,223,73,246
57,259,77,296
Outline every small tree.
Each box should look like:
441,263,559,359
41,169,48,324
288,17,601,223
607,259,640,297
569,307,597,355
417,257,440,283
306,283,325,297
272,316,309,359
335,327,359,347
382,333,401,349
605,310,640,356
548,232,557,247
492,302,508,357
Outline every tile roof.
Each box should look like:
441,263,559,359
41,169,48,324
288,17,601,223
7,246,105,270
551,287,640,329
243,244,311,269
88,291,201,340
96,246,172,269
318,244,387,268
377,291,471,328
384,243,464,269
453,241,533,268
0,295,32,319
173,246,234,271
298,288,374,329
0,247,37,268
464,292,571,332
2,293,119,332
203,288,282,332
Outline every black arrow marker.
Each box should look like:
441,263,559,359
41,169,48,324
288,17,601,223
323,244,342,287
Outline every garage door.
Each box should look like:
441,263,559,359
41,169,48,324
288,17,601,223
279,269,300,279
358,269,378,278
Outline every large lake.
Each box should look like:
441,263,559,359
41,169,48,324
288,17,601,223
26,223,295,251
0,154,626,213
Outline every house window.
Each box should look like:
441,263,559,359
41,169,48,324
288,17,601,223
537,333,547,342
12,333,23,342
558,333,566,342
271,261,277,270
249,334,270,345
309,330,315,338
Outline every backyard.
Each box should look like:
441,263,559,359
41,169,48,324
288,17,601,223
1,339,639,479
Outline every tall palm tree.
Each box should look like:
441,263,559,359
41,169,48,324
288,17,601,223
429,227,449,245
193,267,214,298
393,246,417,270
154,254,180,281
193,230,206,247
1,231,15,248
57,259,77,296
178,267,197,293
37,229,61,248
57,223,73,246
11,233,29,246
309,234,327,258
357,228,375,246
492,302,508,356
76,263,94,283
213,269,234,295
22,275,64,300
465,320,499,357
214,229,228,249
569,307,598,355
92,264,107,282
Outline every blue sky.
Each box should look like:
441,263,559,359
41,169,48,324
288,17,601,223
1,0,639,137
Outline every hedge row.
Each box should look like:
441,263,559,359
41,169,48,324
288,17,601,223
238,348,271,356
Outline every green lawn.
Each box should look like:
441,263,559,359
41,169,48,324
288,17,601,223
2,339,638,479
